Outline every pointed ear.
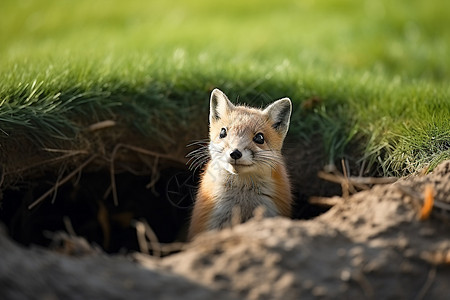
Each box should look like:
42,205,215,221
209,88,234,123
263,98,292,137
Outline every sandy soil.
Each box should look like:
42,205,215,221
1,161,449,299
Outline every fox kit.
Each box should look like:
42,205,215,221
187,89,293,240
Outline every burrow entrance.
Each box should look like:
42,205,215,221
0,139,341,255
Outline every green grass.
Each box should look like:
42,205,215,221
1,0,449,177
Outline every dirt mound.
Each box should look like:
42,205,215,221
1,161,449,299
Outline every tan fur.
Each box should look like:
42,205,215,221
187,89,293,241
270,164,292,216
187,162,216,238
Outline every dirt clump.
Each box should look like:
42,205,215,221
1,160,449,299
161,160,450,299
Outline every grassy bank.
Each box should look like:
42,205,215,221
1,0,449,177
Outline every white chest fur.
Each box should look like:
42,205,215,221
207,172,279,230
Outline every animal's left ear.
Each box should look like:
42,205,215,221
263,98,292,137
209,88,235,124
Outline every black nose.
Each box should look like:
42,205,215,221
230,149,242,160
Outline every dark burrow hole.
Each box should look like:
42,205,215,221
0,166,332,256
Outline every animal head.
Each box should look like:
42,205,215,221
208,88,292,175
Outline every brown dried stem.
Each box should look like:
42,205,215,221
109,143,185,206
28,155,98,210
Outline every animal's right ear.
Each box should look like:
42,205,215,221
209,89,234,123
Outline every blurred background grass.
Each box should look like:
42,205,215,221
0,0,449,176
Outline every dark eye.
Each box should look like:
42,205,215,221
219,128,227,139
253,132,264,144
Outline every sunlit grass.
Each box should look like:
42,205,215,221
0,0,449,176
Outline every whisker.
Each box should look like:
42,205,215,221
255,159,277,170
255,153,281,162
189,154,208,163
186,144,210,169
187,156,209,167
186,147,209,158
187,153,209,164
257,158,280,166
186,139,210,147
256,149,281,155
189,164,205,173
253,151,282,170
188,158,209,172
